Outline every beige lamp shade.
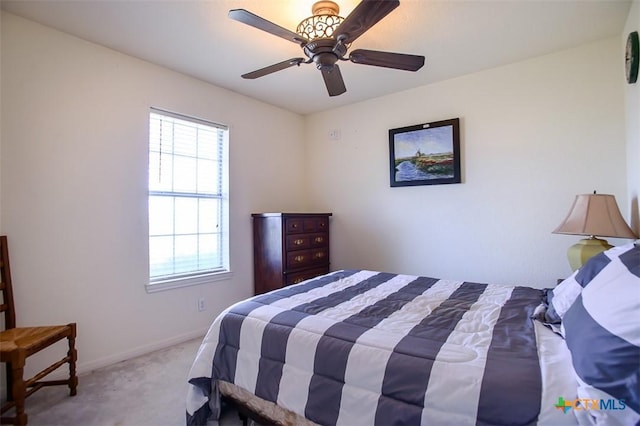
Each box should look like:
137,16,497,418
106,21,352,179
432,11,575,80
553,193,637,270
553,193,637,238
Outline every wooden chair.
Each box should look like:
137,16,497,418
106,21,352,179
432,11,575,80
0,236,78,425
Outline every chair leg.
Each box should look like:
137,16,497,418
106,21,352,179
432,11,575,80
9,350,27,426
67,323,78,396
5,363,13,402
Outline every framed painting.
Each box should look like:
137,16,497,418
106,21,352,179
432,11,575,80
389,118,461,187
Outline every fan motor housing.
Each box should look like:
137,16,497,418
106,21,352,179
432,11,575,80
303,39,348,71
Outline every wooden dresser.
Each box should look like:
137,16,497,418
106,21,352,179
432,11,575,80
252,213,332,295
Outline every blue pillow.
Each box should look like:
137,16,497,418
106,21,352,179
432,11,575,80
561,242,640,425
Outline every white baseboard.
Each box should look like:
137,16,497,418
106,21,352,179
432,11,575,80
0,328,209,391
76,328,208,376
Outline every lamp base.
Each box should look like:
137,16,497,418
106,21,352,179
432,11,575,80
567,237,612,271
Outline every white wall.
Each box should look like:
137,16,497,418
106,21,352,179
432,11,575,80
624,1,640,234
0,12,306,375
305,37,628,288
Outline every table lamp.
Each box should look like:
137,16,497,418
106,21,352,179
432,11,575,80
553,192,638,271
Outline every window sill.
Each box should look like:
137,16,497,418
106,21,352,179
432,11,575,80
145,270,233,293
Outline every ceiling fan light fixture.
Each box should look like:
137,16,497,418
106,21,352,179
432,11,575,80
296,1,344,41
229,0,424,97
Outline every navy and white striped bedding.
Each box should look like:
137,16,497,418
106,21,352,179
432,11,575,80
186,270,577,426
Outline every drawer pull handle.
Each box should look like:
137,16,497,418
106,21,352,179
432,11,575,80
293,277,304,284
294,255,305,262
314,237,324,243
314,252,325,259
294,239,304,245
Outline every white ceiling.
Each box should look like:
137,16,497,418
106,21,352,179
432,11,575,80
1,0,632,115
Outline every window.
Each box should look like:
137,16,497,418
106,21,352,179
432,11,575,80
147,108,230,292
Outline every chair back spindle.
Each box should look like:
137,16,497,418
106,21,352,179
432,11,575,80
1,235,17,330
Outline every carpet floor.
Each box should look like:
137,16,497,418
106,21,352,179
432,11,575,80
6,338,242,426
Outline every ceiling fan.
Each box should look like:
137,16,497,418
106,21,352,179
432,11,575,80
228,0,425,97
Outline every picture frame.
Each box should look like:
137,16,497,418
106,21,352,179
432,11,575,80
389,118,461,187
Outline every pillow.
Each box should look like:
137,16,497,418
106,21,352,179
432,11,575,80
541,243,635,329
532,288,566,334
561,242,640,425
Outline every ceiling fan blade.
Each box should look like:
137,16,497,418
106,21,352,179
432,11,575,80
334,0,400,44
349,49,425,71
229,9,308,45
242,58,306,79
321,65,347,97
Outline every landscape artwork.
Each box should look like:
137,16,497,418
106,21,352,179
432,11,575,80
389,118,461,187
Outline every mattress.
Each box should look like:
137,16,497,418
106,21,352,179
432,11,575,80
186,269,578,425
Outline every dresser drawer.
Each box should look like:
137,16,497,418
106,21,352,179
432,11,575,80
285,233,328,251
309,233,328,247
286,247,329,269
286,234,311,250
285,266,330,286
304,217,329,232
285,216,329,234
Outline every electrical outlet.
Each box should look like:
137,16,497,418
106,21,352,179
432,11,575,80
198,298,206,312
328,129,341,140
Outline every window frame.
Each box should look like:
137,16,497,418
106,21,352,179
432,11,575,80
146,108,231,293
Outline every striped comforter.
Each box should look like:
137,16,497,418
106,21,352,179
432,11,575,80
186,270,577,426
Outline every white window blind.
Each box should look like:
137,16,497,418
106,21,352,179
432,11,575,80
148,108,229,290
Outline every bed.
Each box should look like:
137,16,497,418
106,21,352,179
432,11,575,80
186,242,639,426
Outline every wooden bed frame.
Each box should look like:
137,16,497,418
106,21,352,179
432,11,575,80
222,395,279,426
